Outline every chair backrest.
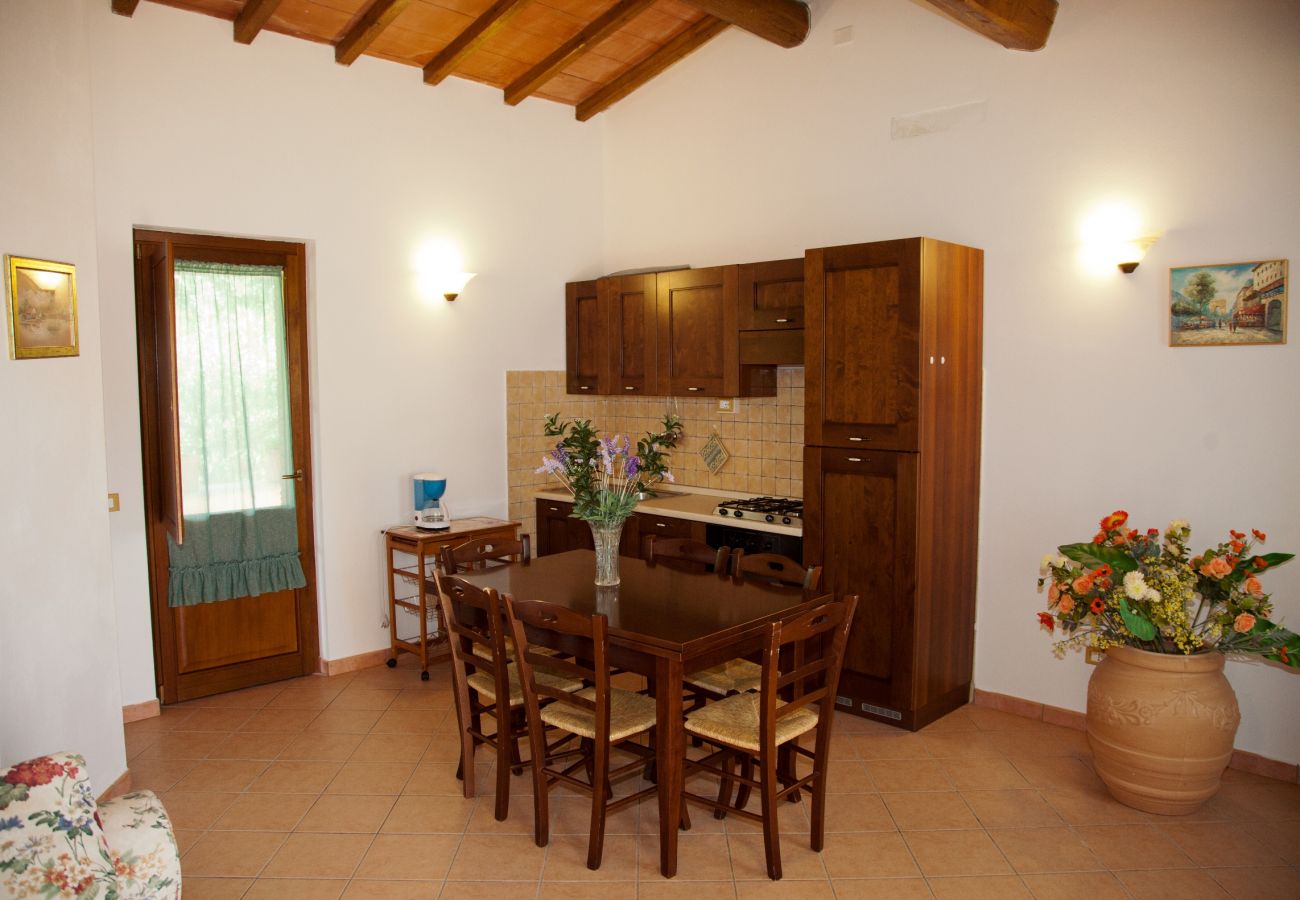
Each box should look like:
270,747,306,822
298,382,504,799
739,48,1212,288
433,571,512,702
503,593,611,735
731,549,822,590
642,535,730,574
757,595,859,744
441,534,531,574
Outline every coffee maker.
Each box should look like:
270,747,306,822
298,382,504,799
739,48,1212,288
412,473,451,530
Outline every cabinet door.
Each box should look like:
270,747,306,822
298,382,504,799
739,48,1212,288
656,266,738,397
566,279,605,395
737,258,804,330
805,240,921,450
536,499,576,556
803,446,918,722
601,274,657,396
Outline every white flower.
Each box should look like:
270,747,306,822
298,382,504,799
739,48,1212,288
1123,571,1148,600
1039,553,1055,575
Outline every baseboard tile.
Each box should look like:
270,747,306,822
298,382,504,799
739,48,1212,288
98,770,131,803
122,699,160,724
973,687,1298,783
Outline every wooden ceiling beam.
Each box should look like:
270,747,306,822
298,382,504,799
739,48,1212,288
922,0,1057,51
504,0,657,106
676,0,806,48
422,0,533,85
336,0,412,65
111,0,141,16
234,0,285,45
576,16,728,121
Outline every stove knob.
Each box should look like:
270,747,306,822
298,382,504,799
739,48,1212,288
765,514,775,523
782,516,792,525
718,509,729,517
733,510,744,518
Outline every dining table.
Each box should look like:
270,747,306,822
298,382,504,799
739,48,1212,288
443,548,827,878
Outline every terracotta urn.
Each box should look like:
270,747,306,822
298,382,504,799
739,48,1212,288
1086,646,1240,815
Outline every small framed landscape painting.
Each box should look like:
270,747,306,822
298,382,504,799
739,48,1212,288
5,255,79,359
1169,259,1287,347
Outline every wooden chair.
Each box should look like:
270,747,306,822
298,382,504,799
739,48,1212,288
440,534,530,573
433,571,582,821
642,535,730,574
504,593,662,870
682,595,859,880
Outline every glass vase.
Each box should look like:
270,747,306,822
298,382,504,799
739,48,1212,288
589,519,625,587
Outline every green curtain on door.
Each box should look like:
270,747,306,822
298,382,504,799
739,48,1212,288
166,260,307,606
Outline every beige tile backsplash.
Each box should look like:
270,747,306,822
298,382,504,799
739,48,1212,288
506,369,804,542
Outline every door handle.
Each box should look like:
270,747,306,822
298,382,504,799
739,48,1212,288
282,469,303,481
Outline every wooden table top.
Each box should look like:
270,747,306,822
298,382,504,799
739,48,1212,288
386,517,518,543
446,549,820,656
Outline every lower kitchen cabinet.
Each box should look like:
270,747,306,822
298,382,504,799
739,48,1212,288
535,499,641,558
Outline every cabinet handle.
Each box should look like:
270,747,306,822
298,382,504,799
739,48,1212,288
848,436,868,442
929,355,935,365
624,386,636,391
775,317,793,324
579,385,591,391
548,506,559,512
687,387,702,392
940,356,946,365
655,522,667,528
848,457,863,463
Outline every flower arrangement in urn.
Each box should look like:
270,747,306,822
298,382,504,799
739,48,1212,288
537,412,683,585
1036,511,1296,815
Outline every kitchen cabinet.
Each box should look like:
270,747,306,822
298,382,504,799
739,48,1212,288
655,266,738,397
737,257,804,330
565,279,604,395
536,499,641,558
600,273,657,395
803,237,983,731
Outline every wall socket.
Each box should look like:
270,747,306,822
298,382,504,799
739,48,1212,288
1085,647,1106,666
717,398,735,412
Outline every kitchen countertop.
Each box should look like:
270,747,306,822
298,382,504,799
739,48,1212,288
534,484,802,537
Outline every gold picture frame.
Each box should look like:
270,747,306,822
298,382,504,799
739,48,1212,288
5,255,79,359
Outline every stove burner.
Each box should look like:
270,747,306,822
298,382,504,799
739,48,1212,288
714,496,803,525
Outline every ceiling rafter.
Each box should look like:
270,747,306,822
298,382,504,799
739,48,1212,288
504,0,658,106
234,0,285,45
111,0,141,15
676,0,806,48
576,15,728,121
922,0,1057,51
336,0,413,65
422,0,534,86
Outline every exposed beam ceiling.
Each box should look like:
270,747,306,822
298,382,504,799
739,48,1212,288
335,0,412,67
505,0,658,106
422,0,533,86
678,0,807,48
234,0,285,45
577,16,728,121
111,0,140,15
922,0,1057,51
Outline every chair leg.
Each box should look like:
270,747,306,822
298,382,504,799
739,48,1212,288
809,765,827,852
586,738,610,870
759,748,782,880
494,705,513,821
510,709,527,776
714,751,735,820
458,711,477,799
525,716,550,849
734,755,753,812
779,744,801,803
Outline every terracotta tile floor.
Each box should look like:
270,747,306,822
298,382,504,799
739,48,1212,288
127,656,1300,899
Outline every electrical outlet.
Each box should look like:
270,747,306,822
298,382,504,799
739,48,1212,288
107,492,120,512
1085,647,1106,666
717,398,735,413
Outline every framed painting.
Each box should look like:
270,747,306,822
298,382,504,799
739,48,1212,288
1170,259,1287,347
5,255,79,359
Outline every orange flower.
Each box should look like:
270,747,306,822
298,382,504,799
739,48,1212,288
1282,646,1291,664
1048,582,1061,603
1072,575,1094,594
1058,596,1075,613
1037,612,1055,633
1200,557,1233,579
1101,510,1129,530
1095,564,1113,578
1092,531,1106,545
1254,556,1269,570
1244,575,1265,599
1230,529,1246,540
1252,529,1267,542
1233,613,1256,633
1230,540,1244,553
1090,597,1106,614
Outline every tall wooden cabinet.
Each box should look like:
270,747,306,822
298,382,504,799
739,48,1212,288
803,237,983,730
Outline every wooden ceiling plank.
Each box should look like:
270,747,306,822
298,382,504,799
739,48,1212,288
922,0,1057,51
675,0,804,48
111,0,142,15
504,0,655,105
575,15,726,121
421,0,533,84
234,0,287,43
336,0,413,64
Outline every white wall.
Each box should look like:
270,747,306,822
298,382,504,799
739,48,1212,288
88,2,604,699
0,0,126,783
598,0,1300,762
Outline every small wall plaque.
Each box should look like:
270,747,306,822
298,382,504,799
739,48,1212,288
699,430,730,475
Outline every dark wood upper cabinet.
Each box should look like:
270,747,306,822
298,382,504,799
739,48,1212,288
737,257,804,330
565,279,605,395
600,273,657,395
655,265,738,397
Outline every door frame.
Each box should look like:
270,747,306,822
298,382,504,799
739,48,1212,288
134,228,320,703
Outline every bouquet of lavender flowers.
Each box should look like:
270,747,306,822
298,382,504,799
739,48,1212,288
537,413,683,525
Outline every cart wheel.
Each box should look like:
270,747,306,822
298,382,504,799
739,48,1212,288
421,670,430,682
386,658,397,668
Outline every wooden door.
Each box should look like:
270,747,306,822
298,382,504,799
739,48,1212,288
805,240,921,451
737,257,804,330
802,446,918,725
600,273,657,395
566,279,605,395
135,229,319,704
656,266,738,397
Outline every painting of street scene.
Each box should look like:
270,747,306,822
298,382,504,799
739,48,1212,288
1170,260,1287,347
6,256,78,359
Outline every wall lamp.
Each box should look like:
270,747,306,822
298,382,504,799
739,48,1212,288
1117,236,1160,274
442,271,476,301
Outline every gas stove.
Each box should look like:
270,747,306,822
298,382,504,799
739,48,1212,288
713,496,804,527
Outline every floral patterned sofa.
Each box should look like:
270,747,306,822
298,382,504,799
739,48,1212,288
0,751,181,898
